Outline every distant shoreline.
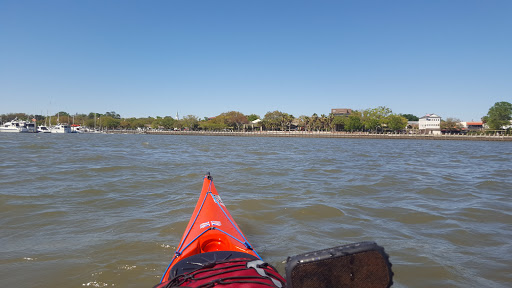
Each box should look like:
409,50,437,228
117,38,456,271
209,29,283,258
106,130,512,141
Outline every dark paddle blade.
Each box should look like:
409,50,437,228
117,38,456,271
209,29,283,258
285,241,393,288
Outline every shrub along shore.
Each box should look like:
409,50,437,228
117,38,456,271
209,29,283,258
106,130,512,141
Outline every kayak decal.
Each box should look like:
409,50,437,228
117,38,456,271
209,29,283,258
212,195,226,207
200,221,222,229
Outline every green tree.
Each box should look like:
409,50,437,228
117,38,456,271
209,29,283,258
332,116,346,131
1,113,30,122
262,111,285,131
181,115,200,130
247,114,260,122
173,120,183,130
160,117,175,129
88,112,102,119
297,115,309,131
105,111,121,119
344,113,363,131
120,118,134,129
440,117,462,133
319,114,328,131
361,106,392,132
199,120,227,131
310,113,321,131
282,113,294,130
220,111,248,131
386,115,408,132
400,114,419,121
151,119,160,129
84,118,95,128
327,113,335,131
361,110,379,131
102,116,121,129
133,119,147,129
482,101,512,130
199,115,230,131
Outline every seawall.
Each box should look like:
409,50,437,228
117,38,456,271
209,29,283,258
106,130,512,141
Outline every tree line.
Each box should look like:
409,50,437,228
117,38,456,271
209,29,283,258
1,102,511,132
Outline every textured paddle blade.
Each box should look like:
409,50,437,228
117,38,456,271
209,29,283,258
286,242,393,288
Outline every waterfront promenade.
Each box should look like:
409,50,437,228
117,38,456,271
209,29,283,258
106,130,512,141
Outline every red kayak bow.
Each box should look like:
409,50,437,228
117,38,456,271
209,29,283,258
160,173,261,283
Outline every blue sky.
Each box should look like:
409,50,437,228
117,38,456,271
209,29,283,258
1,0,510,121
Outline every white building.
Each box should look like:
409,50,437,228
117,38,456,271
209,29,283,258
504,120,512,129
419,114,441,134
460,122,484,131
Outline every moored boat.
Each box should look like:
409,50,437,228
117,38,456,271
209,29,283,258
50,123,72,133
25,121,37,133
37,125,51,133
0,118,29,133
71,124,85,133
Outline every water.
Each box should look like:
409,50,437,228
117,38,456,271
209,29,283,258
1,133,511,287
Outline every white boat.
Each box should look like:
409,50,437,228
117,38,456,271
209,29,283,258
0,118,29,133
50,124,72,133
25,122,37,133
37,125,51,133
71,124,85,133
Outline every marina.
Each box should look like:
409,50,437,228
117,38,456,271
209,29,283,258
0,120,89,134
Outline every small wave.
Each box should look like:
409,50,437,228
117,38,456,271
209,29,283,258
393,208,445,224
236,198,282,211
19,144,52,150
238,166,258,173
323,168,343,174
342,185,379,195
160,243,174,249
89,166,137,173
80,155,106,161
82,281,109,287
37,210,68,218
76,189,107,196
247,151,279,156
476,180,509,192
288,204,344,220
417,187,445,197
470,154,502,160
118,265,137,270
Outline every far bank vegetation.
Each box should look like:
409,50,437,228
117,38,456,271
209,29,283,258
2,102,511,134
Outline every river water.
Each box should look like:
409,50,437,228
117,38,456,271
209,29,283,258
1,133,510,287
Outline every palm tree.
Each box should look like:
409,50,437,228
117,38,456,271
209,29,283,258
311,113,319,131
327,113,335,132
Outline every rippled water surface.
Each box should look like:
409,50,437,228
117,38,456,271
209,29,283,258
1,133,511,287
